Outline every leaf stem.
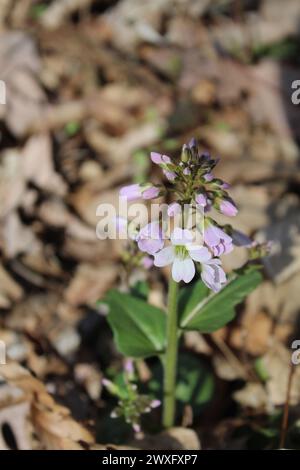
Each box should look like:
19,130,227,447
163,277,179,428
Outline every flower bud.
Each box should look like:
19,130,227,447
181,144,191,163
218,198,238,217
141,185,160,199
120,183,142,201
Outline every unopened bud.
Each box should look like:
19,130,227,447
181,144,191,163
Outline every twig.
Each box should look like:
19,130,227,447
279,362,295,449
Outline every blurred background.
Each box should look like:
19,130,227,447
0,0,300,450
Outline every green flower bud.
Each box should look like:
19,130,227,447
181,144,191,163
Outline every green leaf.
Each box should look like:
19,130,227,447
176,354,214,410
179,267,262,332
104,290,166,358
130,280,149,301
178,280,209,320
147,353,214,416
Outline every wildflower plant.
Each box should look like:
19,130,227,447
102,360,160,434
101,138,264,429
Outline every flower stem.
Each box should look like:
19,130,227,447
163,277,179,428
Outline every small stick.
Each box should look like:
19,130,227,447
279,362,295,449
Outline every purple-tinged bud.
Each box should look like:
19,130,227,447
195,193,208,207
219,198,238,217
102,378,112,387
203,172,214,182
187,137,197,149
133,423,141,433
102,378,119,395
120,183,142,201
183,167,191,175
163,169,176,181
221,181,230,190
167,202,181,217
142,185,160,200
150,399,161,409
124,359,134,375
150,152,171,165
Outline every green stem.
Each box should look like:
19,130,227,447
163,277,179,428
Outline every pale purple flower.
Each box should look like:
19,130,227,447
201,258,227,292
219,198,238,217
167,202,181,217
120,183,142,201
142,185,160,199
153,228,212,284
120,183,161,201
163,169,177,181
137,221,164,255
183,167,191,175
195,193,208,207
204,222,233,256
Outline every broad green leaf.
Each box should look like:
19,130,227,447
180,267,262,332
104,290,166,358
175,354,214,409
147,353,214,415
178,280,209,321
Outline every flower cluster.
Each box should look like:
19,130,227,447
102,360,160,434
119,138,245,291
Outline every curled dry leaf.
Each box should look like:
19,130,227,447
0,263,23,304
0,32,45,136
40,0,94,30
0,362,95,450
22,134,67,196
233,341,300,410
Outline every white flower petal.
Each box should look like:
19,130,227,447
182,258,196,283
154,246,175,267
188,245,211,262
172,257,195,283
